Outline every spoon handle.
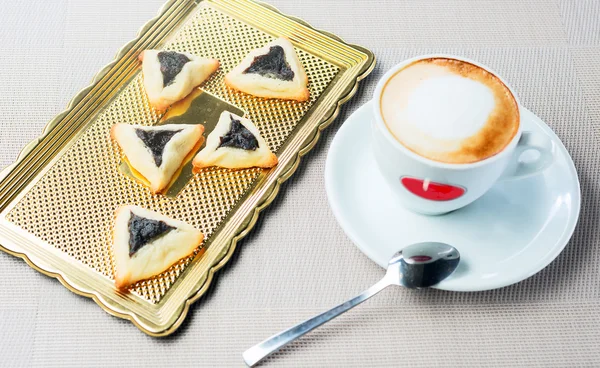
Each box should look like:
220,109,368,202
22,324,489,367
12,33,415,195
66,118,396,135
242,277,391,367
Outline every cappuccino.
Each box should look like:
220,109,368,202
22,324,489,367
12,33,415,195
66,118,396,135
379,58,519,164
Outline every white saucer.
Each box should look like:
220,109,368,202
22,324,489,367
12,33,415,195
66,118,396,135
325,101,580,291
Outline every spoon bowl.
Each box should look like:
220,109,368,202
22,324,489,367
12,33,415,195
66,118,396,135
388,242,461,288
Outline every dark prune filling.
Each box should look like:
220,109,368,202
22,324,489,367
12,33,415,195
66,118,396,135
135,128,182,167
218,115,259,151
243,46,294,81
157,51,191,87
127,213,175,257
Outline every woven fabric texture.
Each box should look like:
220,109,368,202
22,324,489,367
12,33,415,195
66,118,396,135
0,0,599,367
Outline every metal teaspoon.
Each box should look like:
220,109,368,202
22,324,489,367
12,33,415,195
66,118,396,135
243,242,461,366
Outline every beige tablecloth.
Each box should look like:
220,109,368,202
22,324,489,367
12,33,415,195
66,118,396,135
1,0,600,366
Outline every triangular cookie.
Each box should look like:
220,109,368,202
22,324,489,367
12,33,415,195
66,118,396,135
111,123,204,193
139,50,219,110
224,37,309,102
192,111,278,170
112,205,204,290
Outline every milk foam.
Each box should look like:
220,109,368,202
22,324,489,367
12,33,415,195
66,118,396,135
380,58,519,164
403,75,495,140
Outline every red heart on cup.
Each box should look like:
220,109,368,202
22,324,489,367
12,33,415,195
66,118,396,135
401,177,465,201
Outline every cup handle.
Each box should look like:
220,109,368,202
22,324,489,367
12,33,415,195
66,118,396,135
500,131,555,180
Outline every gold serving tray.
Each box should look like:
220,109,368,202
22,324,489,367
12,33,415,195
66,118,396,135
0,0,374,336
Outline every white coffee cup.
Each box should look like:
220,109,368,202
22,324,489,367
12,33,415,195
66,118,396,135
371,54,555,215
